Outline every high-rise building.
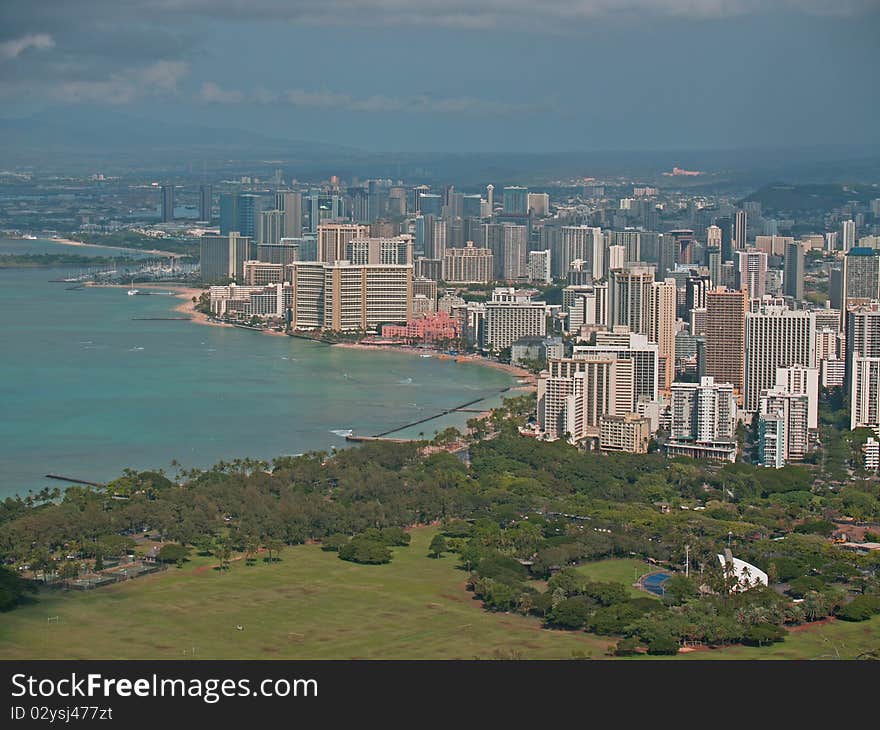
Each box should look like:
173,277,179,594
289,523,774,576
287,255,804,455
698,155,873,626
527,250,552,284
220,193,261,238
287,261,412,331
537,355,634,442
715,216,733,261
200,232,253,283
415,215,446,260
843,247,880,305
527,192,550,217
486,184,494,214
609,230,641,262
275,191,303,238
649,278,677,392
257,240,299,267
417,193,443,217
161,184,174,223
317,223,371,263
774,365,819,430
346,236,413,266
442,243,494,284
842,219,857,252
502,186,529,215
484,223,528,280
736,249,768,300
670,376,737,444
609,263,654,335
198,184,212,223
851,356,880,429
783,241,805,301
744,306,816,412
704,288,748,393
551,226,603,280
483,288,547,352
258,209,285,246
599,413,651,454
734,209,748,251
574,329,659,406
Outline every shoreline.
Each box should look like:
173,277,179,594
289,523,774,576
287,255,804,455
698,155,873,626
45,236,186,259
331,342,537,389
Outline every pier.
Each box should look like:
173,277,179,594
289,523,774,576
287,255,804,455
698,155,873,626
45,474,105,487
346,385,516,441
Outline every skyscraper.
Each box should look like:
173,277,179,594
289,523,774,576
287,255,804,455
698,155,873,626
198,184,212,223
843,247,880,306
744,307,816,412
220,193,261,238
704,288,748,393
200,232,253,283
842,219,857,252
648,278,677,392
317,223,371,263
736,249,767,300
609,264,655,336
257,210,285,246
484,223,528,280
783,241,805,301
734,209,748,251
551,226,603,280
275,191,303,238
502,186,529,215
161,184,174,223
715,216,733,262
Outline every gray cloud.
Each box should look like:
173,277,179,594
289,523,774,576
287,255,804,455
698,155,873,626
197,82,546,115
0,33,54,60
52,60,189,104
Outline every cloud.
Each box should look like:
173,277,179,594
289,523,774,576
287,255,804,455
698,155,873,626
53,60,189,104
199,81,244,104
0,33,54,60
197,82,545,115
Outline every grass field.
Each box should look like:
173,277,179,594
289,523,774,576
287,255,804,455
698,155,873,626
573,558,657,599
2,527,878,660
0,528,613,660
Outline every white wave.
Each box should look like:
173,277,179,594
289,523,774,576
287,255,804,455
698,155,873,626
329,429,353,438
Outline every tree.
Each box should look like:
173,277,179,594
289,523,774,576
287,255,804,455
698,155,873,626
156,543,190,564
548,598,591,630
0,566,36,611
338,537,392,565
429,534,448,559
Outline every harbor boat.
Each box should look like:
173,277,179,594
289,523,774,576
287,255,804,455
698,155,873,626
127,279,139,296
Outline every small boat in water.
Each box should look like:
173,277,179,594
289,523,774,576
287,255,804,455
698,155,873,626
127,278,139,296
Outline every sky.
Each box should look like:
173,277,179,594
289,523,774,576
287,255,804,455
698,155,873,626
0,1,879,154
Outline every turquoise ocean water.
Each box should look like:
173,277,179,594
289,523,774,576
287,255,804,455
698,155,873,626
0,239,513,499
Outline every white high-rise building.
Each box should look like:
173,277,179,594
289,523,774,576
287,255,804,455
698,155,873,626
527,249,552,284
774,365,819,429
736,249,768,300
537,355,635,442
759,388,810,462
609,263,655,335
842,219,857,252
483,288,548,352
667,376,737,461
573,329,659,407
649,278,677,393
851,357,880,429
744,306,816,412
551,226,603,280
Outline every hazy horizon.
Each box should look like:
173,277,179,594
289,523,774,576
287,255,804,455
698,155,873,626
1,1,879,155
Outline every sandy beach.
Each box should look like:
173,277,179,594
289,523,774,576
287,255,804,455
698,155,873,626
332,342,537,388
49,237,184,258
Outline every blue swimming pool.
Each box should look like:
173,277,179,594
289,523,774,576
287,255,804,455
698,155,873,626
642,572,672,596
